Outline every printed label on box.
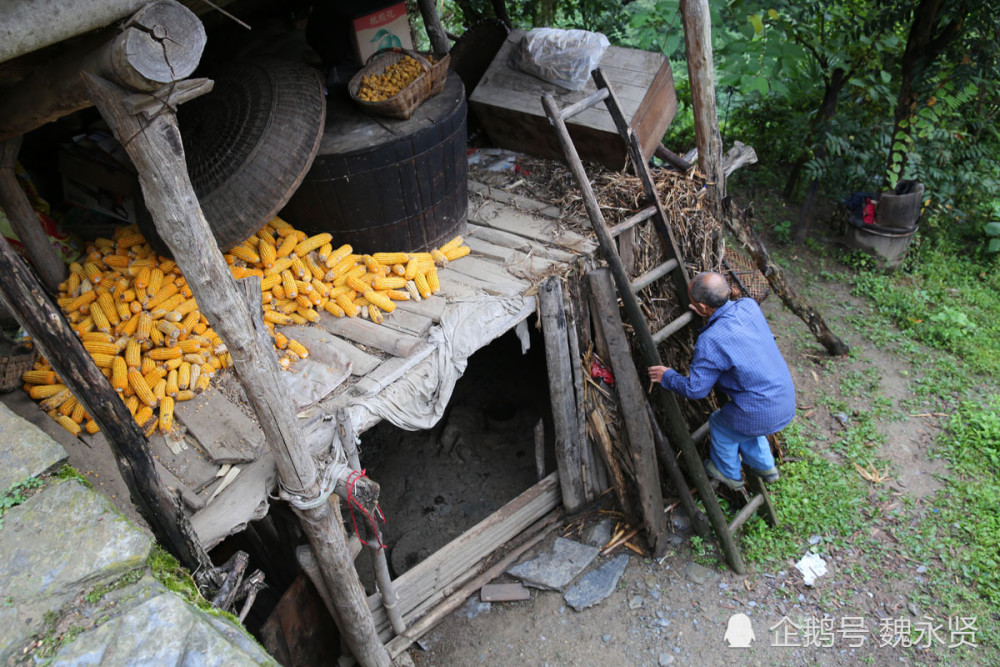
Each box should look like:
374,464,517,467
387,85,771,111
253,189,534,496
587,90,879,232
352,2,412,63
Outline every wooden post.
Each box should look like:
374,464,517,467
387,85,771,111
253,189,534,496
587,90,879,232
564,280,606,498
679,0,725,204
538,276,586,512
84,74,391,667
416,0,450,55
0,137,67,292
0,0,206,142
0,235,208,571
588,269,667,556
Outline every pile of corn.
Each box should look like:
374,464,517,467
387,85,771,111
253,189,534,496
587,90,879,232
21,217,470,439
355,55,425,102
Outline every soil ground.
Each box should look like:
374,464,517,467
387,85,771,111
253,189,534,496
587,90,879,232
405,236,978,667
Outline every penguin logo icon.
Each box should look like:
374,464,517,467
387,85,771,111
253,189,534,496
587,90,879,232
724,613,755,648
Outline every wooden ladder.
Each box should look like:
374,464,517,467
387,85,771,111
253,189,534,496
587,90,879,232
541,68,776,574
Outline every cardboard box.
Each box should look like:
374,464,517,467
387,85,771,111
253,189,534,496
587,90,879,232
59,149,139,224
352,2,412,65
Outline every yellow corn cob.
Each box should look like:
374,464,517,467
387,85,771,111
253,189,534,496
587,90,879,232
325,244,354,269
263,311,293,325
135,266,151,289
431,249,449,266
58,396,78,417
129,369,158,407
175,389,195,402
260,273,281,291
117,232,146,249
195,374,211,393
173,298,198,316
148,346,182,361
386,289,410,301
439,235,464,253
136,312,153,341
65,272,82,295
372,252,409,266
134,405,155,429
307,290,324,307
230,244,261,264
443,245,470,261
257,226,276,245
159,396,175,432
67,291,97,312
180,311,200,335
296,307,320,323
268,216,295,234
370,304,385,324
103,254,130,269
392,264,406,276
134,285,148,303
157,320,181,339
335,292,358,317
258,240,277,269
157,295,185,313
164,357,184,370
116,302,132,321
112,356,128,392
166,368,179,396
22,370,58,385
303,253,326,281
85,420,100,435
148,268,165,295
364,290,396,313
405,280,421,301
159,259,177,274
83,340,119,356
140,357,157,376
404,256,419,280
288,312,308,325
317,242,332,263
372,276,407,290
290,255,309,279
270,330,288,349
294,233,332,257
323,300,346,317
54,414,81,437
333,264,366,288
118,313,141,337
145,283,178,309
90,353,116,368
287,339,309,359
271,283,286,300
150,326,167,347
177,362,192,390
346,275,370,293
83,262,103,284
264,256,294,278
69,262,86,280
124,338,141,367
112,278,129,301
311,278,330,297
414,272,432,298
176,339,201,354
281,270,298,299
39,389,72,411
427,267,440,293
71,316,94,335
153,378,167,402
97,292,121,326
70,401,88,424
276,233,298,258
295,294,313,310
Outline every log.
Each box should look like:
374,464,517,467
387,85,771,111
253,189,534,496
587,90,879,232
1,0,147,62
680,0,725,203
588,269,667,556
722,199,849,356
84,74,390,667
564,279,606,498
0,0,206,142
538,276,586,512
416,0,450,55
0,234,208,572
654,144,694,171
0,137,67,292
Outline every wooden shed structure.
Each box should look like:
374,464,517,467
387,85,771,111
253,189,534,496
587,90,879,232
0,1,755,665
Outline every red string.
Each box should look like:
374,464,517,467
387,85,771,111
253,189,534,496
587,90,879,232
346,469,386,552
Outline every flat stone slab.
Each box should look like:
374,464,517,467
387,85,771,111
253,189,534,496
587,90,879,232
480,582,531,602
684,561,718,585
0,400,68,490
564,555,630,611
0,479,151,661
53,586,276,666
507,537,600,591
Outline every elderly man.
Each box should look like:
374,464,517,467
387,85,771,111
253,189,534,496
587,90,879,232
648,271,795,489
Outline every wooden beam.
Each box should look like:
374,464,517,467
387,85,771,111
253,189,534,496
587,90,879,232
588,268,667,556
538,276,586,512
0,137,67,292
83,74,390,667
0,0,147,62
0,0,206,141
679,0,725,203
0,234,208,572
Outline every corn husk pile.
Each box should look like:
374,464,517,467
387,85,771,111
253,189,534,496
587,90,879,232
22,217,470,439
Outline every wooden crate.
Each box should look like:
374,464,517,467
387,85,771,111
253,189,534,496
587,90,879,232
469,30,677,169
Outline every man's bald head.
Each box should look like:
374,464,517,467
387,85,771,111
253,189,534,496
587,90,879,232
689,272,730,309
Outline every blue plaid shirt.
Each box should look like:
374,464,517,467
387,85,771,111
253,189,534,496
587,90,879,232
660,298,796,436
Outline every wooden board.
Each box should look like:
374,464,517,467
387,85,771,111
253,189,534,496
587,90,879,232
469,30,676,169
464,235,562,280
189,453,278,550
315,312,425,357
175,390,264,464
349,344,437,397
393,294,448,321
469,199,597,254
278,324,382,376
467,180,563,219
446,255,531,292
466,221,580,264
374,307,434,338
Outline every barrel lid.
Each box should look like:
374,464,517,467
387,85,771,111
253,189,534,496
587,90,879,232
138,58,326,255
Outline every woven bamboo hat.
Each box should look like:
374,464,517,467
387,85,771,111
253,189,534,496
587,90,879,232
137,58,326,256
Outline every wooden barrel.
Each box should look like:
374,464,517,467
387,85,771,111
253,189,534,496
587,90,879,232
280,71,467,252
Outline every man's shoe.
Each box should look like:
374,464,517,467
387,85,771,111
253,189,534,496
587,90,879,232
749,466,780,484
704,459,744,490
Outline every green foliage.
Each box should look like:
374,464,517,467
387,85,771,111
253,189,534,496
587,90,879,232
985,221,1000,253
0,477,44,530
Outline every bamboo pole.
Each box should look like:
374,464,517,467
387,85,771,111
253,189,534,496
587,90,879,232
84,74,390,667
0,235,208,571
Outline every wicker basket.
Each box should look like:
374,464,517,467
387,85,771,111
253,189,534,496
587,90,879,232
0,342,36,393
349,49,449,120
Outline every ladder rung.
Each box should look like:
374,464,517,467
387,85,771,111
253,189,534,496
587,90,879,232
560,88,611,121
690,420,709,444
630,258,678,294
609,205,657,239
727,494,764,534
652,311,694,344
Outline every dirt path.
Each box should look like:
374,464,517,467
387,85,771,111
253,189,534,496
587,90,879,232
414,251,966,666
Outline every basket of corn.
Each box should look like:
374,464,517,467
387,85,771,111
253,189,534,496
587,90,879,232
349,49,447,120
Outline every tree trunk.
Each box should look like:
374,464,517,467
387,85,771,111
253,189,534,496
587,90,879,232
885,0,963,182
783,67,847,201
415,0,449,55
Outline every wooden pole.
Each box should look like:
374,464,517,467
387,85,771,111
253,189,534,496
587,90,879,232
722,199,849,356
0,235,208,571
538,276,586,512
416,0,450,55
0,0,205,142
84,74,390,667
0,137,67,292
679,0,725,204
588,269,667,556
